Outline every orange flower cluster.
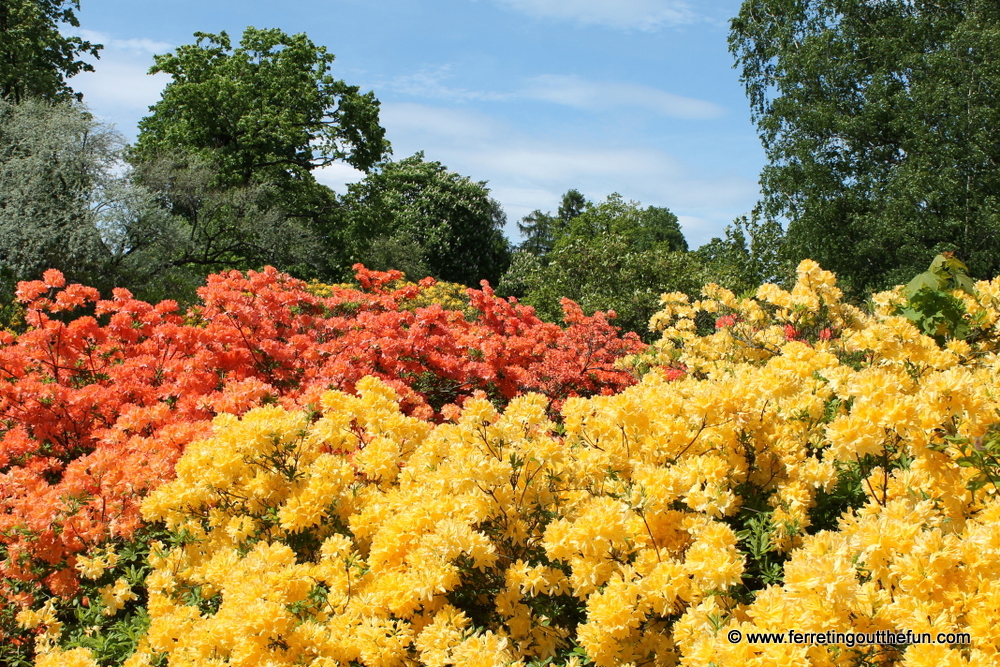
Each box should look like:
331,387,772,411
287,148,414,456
0,266,642,607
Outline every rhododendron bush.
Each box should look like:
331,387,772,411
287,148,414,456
8,260,1000,667
0,265,642,658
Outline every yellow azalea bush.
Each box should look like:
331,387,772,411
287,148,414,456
82,376,747,667
306,275,473,316
29,260,1000,666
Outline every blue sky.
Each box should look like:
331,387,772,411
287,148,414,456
69,0,764,249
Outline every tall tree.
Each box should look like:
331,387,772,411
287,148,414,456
134,27,388,185
0,0,102,102
731,0,1000,296
0,98,321,304
132,27,389,276
517,188,586,258
338,153,512,286
503,194,696,339
0,97,110,284
695,215,791,296
557,193,687,253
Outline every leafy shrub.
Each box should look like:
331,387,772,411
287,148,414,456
0,265,642,660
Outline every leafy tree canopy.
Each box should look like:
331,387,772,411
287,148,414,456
504,194,696,340
132,27,388,191
731,0,1000,297
516,188,587,257
511,237,705,342
557,193,688,253
338,152,512,287
0,0,102,102
694,215,791,297
0,97,112,286
517,190,687,261
0,98,323,305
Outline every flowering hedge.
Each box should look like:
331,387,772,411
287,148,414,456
0,265,642,659
9,260,1000,666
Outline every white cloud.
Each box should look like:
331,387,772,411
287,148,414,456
72,60,170,123
377,102,757,247
489,0,698,30
473,146,682,182
524,75,725,119
68,28,173,55
388,66,512,103
384,68,723,120
380,103,506,144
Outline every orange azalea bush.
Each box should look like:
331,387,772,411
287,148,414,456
21,259,1000,666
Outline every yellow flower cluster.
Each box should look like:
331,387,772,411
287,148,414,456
678,497,1000,667
306,276,473,316
17,599,62,654
74,547,119,580
632,260,1000,666
50,260,1000,667
98,578,138,617
397,278,472,315
106,375,747,667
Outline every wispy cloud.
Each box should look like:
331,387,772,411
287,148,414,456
523,74,725,119
381,102,508,143
388,66,512,102
384,68,723,120
488,0,699,31
378,101,756,245
68,28,173,55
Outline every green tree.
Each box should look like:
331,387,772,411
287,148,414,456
0,98,321,305
0,0,102,102
132,26,388,276
124,150,327,301
516,209,560,257
0,97,110,285
516,189,586,258
134,27,387,185
337,153,512,286
731,0,1000,296
517,236,706,342
508,194,699,340
557,193,687,253
557,188,587,222
695,215,791,296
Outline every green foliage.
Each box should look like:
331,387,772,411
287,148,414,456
516,189,585,258
507,193,698,340
0,97,115,287
0,528,169,667
0,265,24,333
555,193,687,254
337,152,512,286
496,250,544,300
0,0,102,103
0,96,331,305
131,26,388,278
514,234,706,342
731,0,1000,297
134,27,388,185
927,422,1000,495
896,253,977,346
129,151,328,297
694,215,792,296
